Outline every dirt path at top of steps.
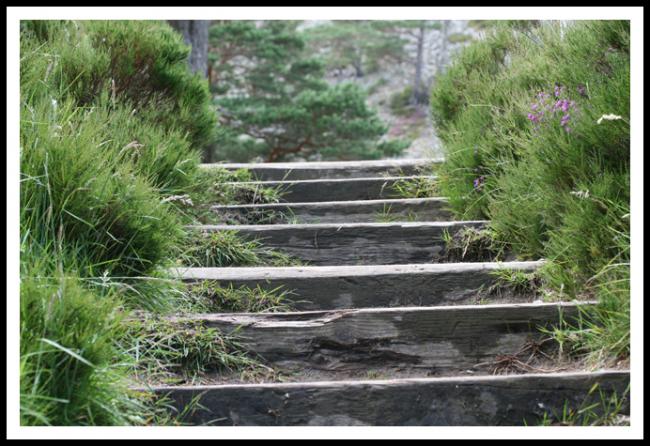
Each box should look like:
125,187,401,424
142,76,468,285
150,159,629,426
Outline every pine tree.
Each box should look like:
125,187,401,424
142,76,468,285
302,21,406,78
209,21,408,162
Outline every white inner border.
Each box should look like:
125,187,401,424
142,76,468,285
6,6,644,440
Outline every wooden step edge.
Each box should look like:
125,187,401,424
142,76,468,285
137,369,628,392
200,158,442,170
187,220,489,231
160,300,597,321
221,174,437,186
169,260,546,280
210,197,450,210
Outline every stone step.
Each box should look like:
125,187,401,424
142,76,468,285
211,197,453,224
147,370,630,425
223,175,437,203
191,221,487,266
202,158,440,181
163,301,590,376
171,261,544,311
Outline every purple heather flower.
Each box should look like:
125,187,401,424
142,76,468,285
560,114,571,128
473,175,486,190
527,86,579,133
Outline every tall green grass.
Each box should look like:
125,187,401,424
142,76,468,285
429,21,630,367
19,20,223,425
20,260,134,425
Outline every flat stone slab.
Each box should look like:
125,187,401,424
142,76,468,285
170,261,545,310
191,221,488,265
223,175,437,203
211,197,453,224
202,158,441,181
164,302,589,375
146,370,630,425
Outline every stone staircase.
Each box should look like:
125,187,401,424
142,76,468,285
150,159,629,426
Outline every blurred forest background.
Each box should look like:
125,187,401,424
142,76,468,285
171,20,487,163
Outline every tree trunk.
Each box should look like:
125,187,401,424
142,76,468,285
353,59,365,78
412,23,426,106
168,20,210,77
168,20,212,162
436,20,450,75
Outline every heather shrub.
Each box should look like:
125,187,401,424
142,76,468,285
429,20,630,364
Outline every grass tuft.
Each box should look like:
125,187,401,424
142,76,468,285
177,167,285,225
391,176,438,199
181,229,302,267
184,282,294,313
532,383,630,426
441,226,506,262
122,316,266,385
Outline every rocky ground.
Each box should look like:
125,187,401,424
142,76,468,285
304,20,485,160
